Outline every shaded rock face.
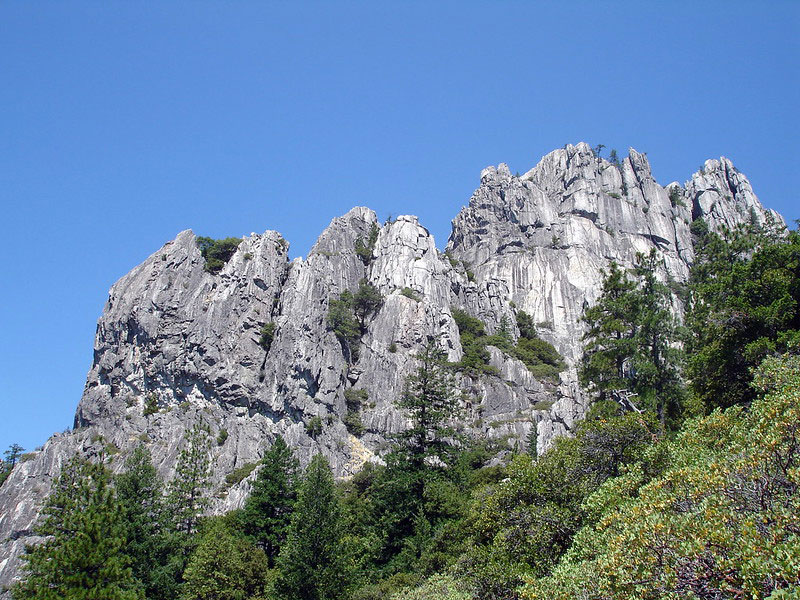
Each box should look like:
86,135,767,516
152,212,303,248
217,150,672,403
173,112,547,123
0,144,782,591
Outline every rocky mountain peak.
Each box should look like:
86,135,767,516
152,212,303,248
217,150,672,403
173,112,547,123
687,156,782,233
0,145,784,594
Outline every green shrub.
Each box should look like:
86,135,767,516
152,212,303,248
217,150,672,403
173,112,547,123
668,186,686,208
451,308,564,379
690,216,709,237
344,388,368,410
306,416,323,438
512,337,564,378
143,394,159,417
531,400,554,411
353,279,384,331
196,236,243,274
523,354,800,599
328,281,383,363
511,311,565,378
355,223,380,265
216,429,228,446
259,322,276,352
400,287,421,302
344,411,365,436
451,308,496,375
224,462,257,487
389,342,398,353
328,291,361,362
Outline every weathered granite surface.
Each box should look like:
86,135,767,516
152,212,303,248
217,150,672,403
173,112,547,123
0,144,782,592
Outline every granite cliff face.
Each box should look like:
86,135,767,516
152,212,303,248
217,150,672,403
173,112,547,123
0,143,782,591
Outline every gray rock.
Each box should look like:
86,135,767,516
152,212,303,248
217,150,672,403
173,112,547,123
0,144,783,592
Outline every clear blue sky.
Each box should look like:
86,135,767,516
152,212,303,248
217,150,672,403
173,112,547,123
2,1,798,453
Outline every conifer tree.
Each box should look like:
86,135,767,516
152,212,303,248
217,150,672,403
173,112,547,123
115,445,166,599
168,421,212,534
629,250,683,425
275,454,349,600
13,457,141,600
4,443,24,468
395,339,461,471
0,443,24,486
239,435,299,566
581,252,683,427
580,261,639,398
687,226,800,410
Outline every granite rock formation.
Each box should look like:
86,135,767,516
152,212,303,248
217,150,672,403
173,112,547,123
0,143,782,592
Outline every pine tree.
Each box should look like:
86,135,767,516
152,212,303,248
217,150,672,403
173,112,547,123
167,421,211,534
580,261,640,398
394,339,461,472
629,250,684,426
275,454,349,600
115,445,166,599
239,435,299,566
0,443,24,487
4,443,24,468
13,457,141,600
687,226,800,410
352,278,383,332
328,290,361,362
581,252,683,427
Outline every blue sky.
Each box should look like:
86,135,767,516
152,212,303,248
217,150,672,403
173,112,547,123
2,1,798,453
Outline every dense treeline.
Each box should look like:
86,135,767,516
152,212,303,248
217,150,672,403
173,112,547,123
11,221,800,599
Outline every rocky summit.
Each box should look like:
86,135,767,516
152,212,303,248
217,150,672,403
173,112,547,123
0,143,783,591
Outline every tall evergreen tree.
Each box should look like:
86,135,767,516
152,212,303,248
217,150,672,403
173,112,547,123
687,225,800,410
359,339,462,571
13,457,141,600
394,339,461,472
4,443,24,468
275,454,349,600
239,435,299,566
0,443,24,486
629,250,684,425
580,261,640,398
167,421,212,534
581,252,683,427
115,445,168,599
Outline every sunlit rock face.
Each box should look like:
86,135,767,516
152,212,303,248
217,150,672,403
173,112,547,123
0,144,781,593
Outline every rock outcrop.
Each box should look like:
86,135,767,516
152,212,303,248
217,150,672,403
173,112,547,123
0,144,782,592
